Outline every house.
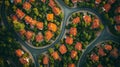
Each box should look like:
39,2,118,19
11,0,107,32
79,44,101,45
48,0,56,8
68,63,75,67
19,29,26,35
75,42,82,51
90,53,99,62
78,0,84,2
72,0,78,3
43,56,49,65
14,0,22,4
25,31,34,40
72,17,80,24
114,15,120,24
110,48,119,58
45,31,53,41
36,22,44,30
108,0,116,5
48,23,57,32
47,14,54,21
19,57,29,64
71,50,77,59
52,7,61,15
12,15,18,21
15,49,24,57
30,20,37,26
97,64,103,67
41,0,46,3
115,25,120,32
98,47,106,56
23,2,31,10
102,3,111,12
16,9,25,19
115,6,120,13
83,15,92,23
24,16,33,24
95,0,101,4
92,18,100,29
35,33,43,42
65,36,73,45
29,0,35,3
104,44,112,51
51,51,60,60
59,44,67,54
69,27,77,36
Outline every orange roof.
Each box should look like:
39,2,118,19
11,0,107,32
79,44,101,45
97,64,103,67
115,7,120,13
98,47,106,56
12,15,18,21
108,0,116,5
65,36,73,45
30,20,37,26
36,22,44,30
48,0,56,8
14,0,22,4
45,31,53,41
92,18,100,29
23,2,31,10
71,50,77,59
110,48,118,58
72,0,78,3
95,0,101,4
52,7,61,15
75,42,82,51
104,44,112,51
47,14,54,21
115,25,120,32
19,57,29,64
69,27,77,36
48,23,57,32
15,49,24,57
19,29,26,35
90,53,99,62
83,15,92,23
115,15,120,24
103,3,111,12
24,16,37,26
59,44,67,54
25,31,33,40
72,17,80,24
68,63,75,67
35,33,43,42
16,9,25,19
43,56,49,65
51,51,59,60
24,16,32,24
29,0,35,3
41,0,46,3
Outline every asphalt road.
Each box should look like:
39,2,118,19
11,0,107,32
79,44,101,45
1,0,120,67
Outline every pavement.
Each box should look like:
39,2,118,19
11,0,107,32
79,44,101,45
1,0,120,67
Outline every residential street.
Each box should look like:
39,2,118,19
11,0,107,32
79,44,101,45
1,0,120,67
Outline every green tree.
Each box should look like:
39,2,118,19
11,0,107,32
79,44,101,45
13,21,25,31
64,0,69,5
33,8,39,16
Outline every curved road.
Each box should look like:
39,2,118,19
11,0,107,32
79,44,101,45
1,0,120,67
